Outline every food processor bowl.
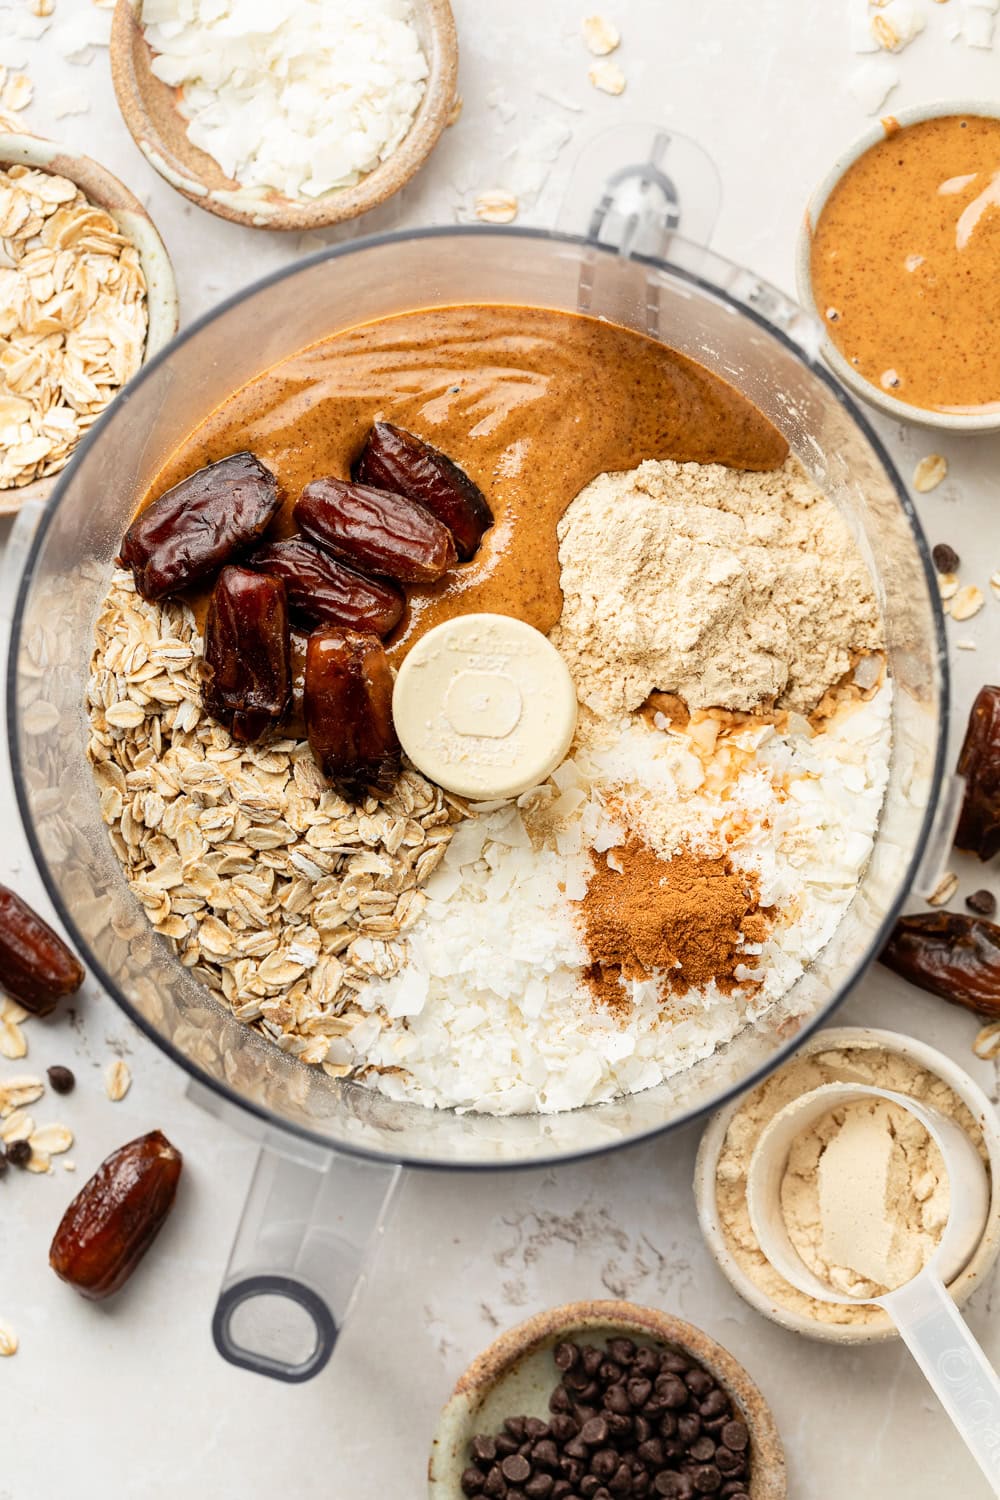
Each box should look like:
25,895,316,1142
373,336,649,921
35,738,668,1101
5,216,949,1377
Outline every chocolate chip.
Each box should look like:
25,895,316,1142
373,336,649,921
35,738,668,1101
484,1466,507,1498
582,1478,601,1500
525,1419,550,1442
534,1440,561,1470
719,1422,747,1453
691,1466,722,1494
473,1437,498,1464
684,1370,713,1398
657,1375,688,1410
608,1463,633,1495
658,1413,677,1439
503,1456,532,1485
701,1416,729,1436
555,1343,580,1372
526,1478,555,1499
560,1458,585,1486
627,1379,652,1409
637,1439,665,1467
689,1438,716,1463
462,1468,486,1495
580,1418,609,1446
633,1416,652,1444
600,1360,624,1385
607,1339,636,1364
591,1449,618,1480
583,1347,605,1377
550,1386,574,1414
719,1487,749,1500
506,1418,529,1442
661,1352,691,1375
699,1390,728,1420
6,1139,31,1168
549,1418,578,1445
932,542,960,574
564,1437,590,1461
551,1483,572,1500
606,1384,632,1415
654,1475,694,1499
497,1435,520,1458
967,888,997,916
714,1449,742,1476
676,1414,701,1445
634,1348,661,1377
607,1413,633,1440
47,1064,75,1094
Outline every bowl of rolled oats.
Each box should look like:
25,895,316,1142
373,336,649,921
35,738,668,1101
0,131,178,512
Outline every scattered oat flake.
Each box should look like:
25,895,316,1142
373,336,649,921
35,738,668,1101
52,85,90,118
938,572,959,601
1,73,32,112
32,0,55,15
474,190,518,224
989,570,1000,599
926,871,959,906
0,1076,44,1115
582,14,620,54
104,1057,132,1101
950,584,984,621
974,1019,1000,1060
0,1013,27,1059
913,453,948,492
956,638,977,650
588,59,626,94
0,1321,18,1357
29,1122,73,1154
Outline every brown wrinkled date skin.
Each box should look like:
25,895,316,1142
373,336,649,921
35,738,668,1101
203,567,291,741
294,477,457,583
305,629,401,800
248,536,404,635
880,911,1000,1017
0,884,84,1016
49,1130,183,1300
955,685,1000,861
354,421,494,560
118,451,283,601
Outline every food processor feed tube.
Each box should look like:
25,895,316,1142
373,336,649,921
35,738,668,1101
5,128,948,1381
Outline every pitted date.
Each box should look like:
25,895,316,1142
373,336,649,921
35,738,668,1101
203,566,291,742
354,422,493,560
305,628,401,799
49,1130,183,1300
0,884,84,1016
248,537,404,636
118,451,282,600
955,685,1000,861
879,910,1000,1017
294,477,457,583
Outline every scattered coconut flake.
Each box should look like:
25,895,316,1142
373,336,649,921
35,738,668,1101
956,638,977,650
848,0,880,49
63,1158,76,1171
142,0,428,200
474,190,518,224
872,0,927,48
913,453,948,492
446,93,463,126
0,1320,18,1357
926,870,958,905
582,14,621,55
104,1058,132,1101
51,84,91,118
51,5,111,57
588,59,626,94
961,1,996,43
846,56,900,112
536,86,585,112
950,584,985,621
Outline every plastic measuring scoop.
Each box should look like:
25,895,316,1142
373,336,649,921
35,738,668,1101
746,1083,1000,1494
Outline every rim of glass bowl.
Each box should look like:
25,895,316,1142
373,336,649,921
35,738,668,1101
5,225,950,1172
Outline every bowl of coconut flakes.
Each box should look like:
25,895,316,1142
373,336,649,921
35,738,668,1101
109,0,459,231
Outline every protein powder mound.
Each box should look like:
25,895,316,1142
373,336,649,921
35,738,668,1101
550,455,883,717
714,1044,986,1328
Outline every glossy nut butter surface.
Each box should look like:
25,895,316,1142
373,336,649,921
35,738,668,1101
811,114,1000,414
141,304,787,658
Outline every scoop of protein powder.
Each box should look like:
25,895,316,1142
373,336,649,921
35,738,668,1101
391,613,578,800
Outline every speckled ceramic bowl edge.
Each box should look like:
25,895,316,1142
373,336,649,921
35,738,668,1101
694,1025,1000,1344
0,129,178,514
428,1300,787,1500
794,98,1000,435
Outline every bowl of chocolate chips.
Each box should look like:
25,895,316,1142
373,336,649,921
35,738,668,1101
428,1300,785,1500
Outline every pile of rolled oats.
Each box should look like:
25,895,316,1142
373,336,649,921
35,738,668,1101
0,165,147,490
86,571,460,1075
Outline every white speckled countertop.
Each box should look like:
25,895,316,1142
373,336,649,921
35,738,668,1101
2,2,1000,1495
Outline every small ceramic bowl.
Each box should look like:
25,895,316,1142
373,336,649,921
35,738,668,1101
795,99,1000,434
694,1026,1000,1344
110,0,459,231
0,130,178,515
428,1300,787,1499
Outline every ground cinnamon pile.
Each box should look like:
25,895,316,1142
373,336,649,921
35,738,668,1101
577,836,769,1011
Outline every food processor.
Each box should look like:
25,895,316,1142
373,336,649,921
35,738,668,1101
4,127,950,1382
